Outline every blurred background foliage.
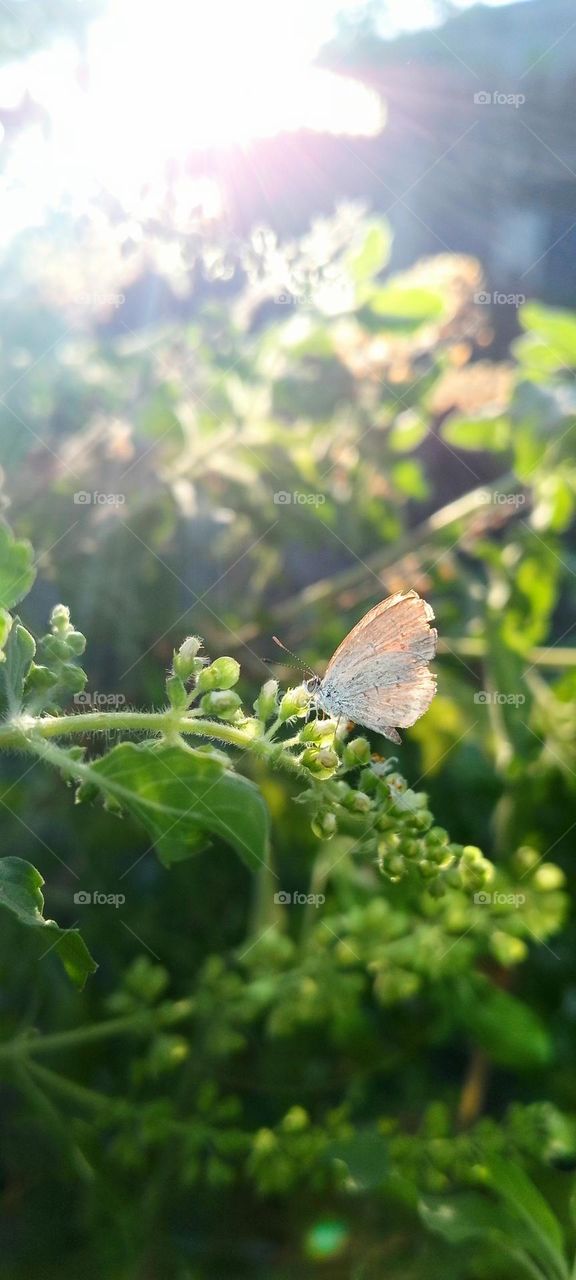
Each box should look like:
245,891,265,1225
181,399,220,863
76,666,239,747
2,0,576,1277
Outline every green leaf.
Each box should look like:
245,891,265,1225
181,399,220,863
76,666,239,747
388,410,428,452
520,302,576,366
90,742,269,872
0,857,97,989
391,459,428,499
0,522,36,610
0,619,36,718
347,221,391,286
367,283,444,330
454,979,552,1069
486,1156,566,1263
419,1194,551,1280
441,414,510,451
419,1192,522,1245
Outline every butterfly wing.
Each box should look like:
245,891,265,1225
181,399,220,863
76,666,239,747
319,590,437,738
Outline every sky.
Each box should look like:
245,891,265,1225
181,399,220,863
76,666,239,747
0,0,531,237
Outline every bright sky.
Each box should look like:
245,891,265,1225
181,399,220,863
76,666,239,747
0,0,529,236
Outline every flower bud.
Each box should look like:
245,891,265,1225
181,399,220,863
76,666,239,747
65,630,87,656
200,690,242,720
301,747,338,778
343,790,372,813
173,636,204,680
311,809,337,840
59,664,87,694
299,718,337,743
278,685,310,722
343,737,371,767
42,634,72,662
254,678,278,722
50,604,71,632
166,674,188,710
197,656,240,692
533,863,565,892
489,931,528,966
25,663,58,692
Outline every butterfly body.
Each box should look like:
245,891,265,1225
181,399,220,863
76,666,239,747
316,589,437,744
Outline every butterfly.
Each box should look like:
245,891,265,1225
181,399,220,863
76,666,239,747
300,590,437,744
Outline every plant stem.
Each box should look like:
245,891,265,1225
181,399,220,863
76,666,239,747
0,711,311,779
0,1003,193,1063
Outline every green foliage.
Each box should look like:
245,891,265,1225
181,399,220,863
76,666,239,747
0,207,575,1280
0,857,96,988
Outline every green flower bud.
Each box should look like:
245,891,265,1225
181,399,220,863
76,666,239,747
25,663,58,692
311,809,337,840
301,747,338,778
533,863,565,891
65,630,87,656
166,674,188,711
489,931,528,966
387,854,406,880
59,664,87,694
254,678,278,722
343,791,372,813
42,634,72,662
173,636,204,680
197,656,240,692
281,1106,309,1132
200,690,242,720
514,845,540,873
278,685,310,722
409,809,433,832
50,604,71,632
343,737,371,767
299,718,337,743
461,844,484,865
427,826,449,848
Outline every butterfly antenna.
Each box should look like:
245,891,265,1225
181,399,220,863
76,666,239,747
265,635,317,680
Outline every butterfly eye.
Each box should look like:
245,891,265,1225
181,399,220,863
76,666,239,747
305,676,320,694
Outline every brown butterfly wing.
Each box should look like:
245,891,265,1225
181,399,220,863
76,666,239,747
321,590,437,736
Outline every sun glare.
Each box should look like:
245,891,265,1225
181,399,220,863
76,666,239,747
0,0,382,230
